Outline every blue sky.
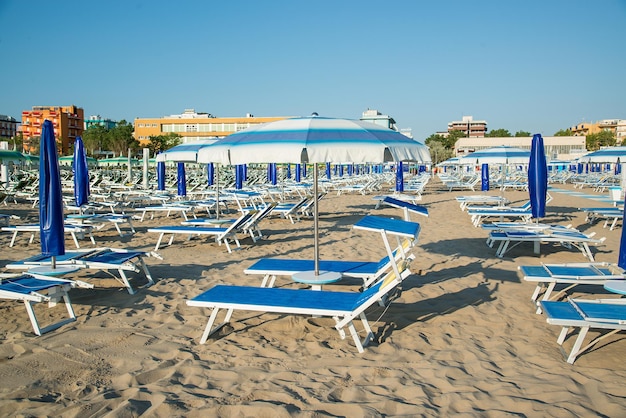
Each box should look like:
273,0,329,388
1,0,624,141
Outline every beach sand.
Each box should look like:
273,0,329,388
1,179,626,417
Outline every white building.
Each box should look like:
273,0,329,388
455,136,587,161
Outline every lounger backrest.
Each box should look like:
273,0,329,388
225,210,258,234
350,261,411,311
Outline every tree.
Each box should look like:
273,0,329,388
146,133,182,156
554,129,573,136
586,130,616,151
486,129,511,137
514,130,531,137
82,124,109,156
107,120,138,156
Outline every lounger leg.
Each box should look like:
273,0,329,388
139,259,156,287
24,300,42,336
70,232,80,249
199,307,232,344
154,233,165,251
346,321,365,353
567,326,590,364
9,230,18,247
117,269,136,295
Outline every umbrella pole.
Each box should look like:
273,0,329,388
215,164,220,219
314,163,320,276
51,255,56,270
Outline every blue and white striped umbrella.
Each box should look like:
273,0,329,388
579,147,626,163
197,115,431,165
460,146,530,165
159,140,216,162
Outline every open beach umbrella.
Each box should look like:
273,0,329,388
461,146,531,165
38,120,65,267
580,147,626,164
197,114,431,275
159,140,216,163
177,163,186,196
528,133,548,219
0,149,26,163
73,136,90,208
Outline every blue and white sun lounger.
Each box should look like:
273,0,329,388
186,264,411,353
0,273,93,336
518,263,624,313
380,196,428,221
1,223,96,248
147,210,257,252
541,297,626,364
245,214,419,288
5,248,161,294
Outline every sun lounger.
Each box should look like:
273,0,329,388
5,248,160,294
0,273,93,335
518,262,625,313
456,195,509,211
380,196,428,221
134,203,197,222
580,207,623,231
272,197,309,223
186,262,412,353
147,210,257,252
488,226,605,260
541,297,626,364
1,223,96,248
66,213,136,236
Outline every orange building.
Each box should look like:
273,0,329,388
133,109,290,146
21,105,84,154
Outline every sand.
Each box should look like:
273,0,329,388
1,178,626,417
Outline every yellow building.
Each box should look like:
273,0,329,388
21,105,84,154
133,109,291,146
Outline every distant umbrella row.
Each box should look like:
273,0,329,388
0,150,158,167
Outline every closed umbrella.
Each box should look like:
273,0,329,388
157,158,166,191
528,133,548,220
395,162,404,192
481,163,489,191
197,114,430,275
34,120,75,274
177,163,186,197
73,136,90,208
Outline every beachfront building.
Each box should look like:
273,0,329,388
571,118,626,143
21,105,84,154
448,116,487,138
133,109,290,146
455,136,587,161
360,109,398,130
85,115,117,130
0,115,19,140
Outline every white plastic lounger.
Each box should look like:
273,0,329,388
456,195,509,211
134,204,197,222
541,297,626,364
1,223,96,248
186,264,411,353
5,248,160,294
147,210,257,252
0,273,93,336
66,213,136,237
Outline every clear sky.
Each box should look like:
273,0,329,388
1,0,624,141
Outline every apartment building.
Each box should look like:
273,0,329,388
133,109,290,146
0,115,19,140
21,105,84,154
571,119,626,143
85,115,117,130
448,116,488,138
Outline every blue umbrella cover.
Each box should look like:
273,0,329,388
177,162,187,196
481,163,490,191
157,158,166,190
206,162,214,187
39,119,65,257
395,162,404,192
619,195,626,270
528,133,548,219
73,136,90,207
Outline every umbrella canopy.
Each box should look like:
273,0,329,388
196,115,431,275
159,140,216,162
197,115,431,165
39,119,65,257
528,134,548,219
579,147,626,163
460,146,531,165
73,136,90,207
0,149,26,163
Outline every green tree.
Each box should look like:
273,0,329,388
82,124,109,156
486,129,511,137
146,133,182,156
554,129,573,136
107,120,138,156
425,140,453,164
514,130,531,137
586,130,616,151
